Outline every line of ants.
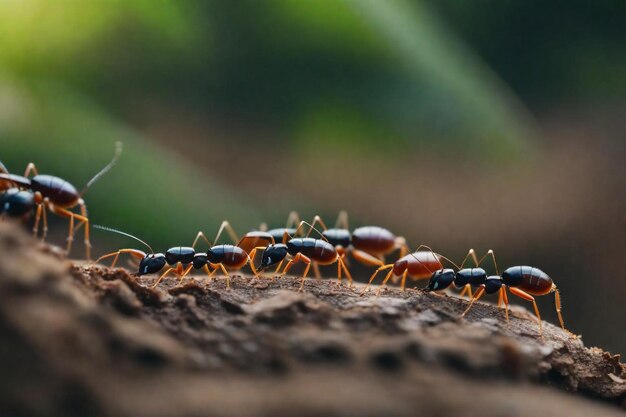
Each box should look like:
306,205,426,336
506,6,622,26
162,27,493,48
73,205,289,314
1,148,566,336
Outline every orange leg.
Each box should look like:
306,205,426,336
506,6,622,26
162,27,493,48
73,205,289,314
553,287,565,330
501,286,510,325
462,286,486,317
281,252,312,291
306,215,329,236
337,255,353,287
175,264,195,285
285,211,302,229
361,263,393,294
400,270,409,290
216,263,231,288
351,249,385,268
93,249,146,268
191,231,213,249
49,204,90,259
23,162,39,178
509,287,543,336
152,263,186,288
212,220,240,245
375,268,396,295
458,284,473,298
33,203,43,239
334,210,349,229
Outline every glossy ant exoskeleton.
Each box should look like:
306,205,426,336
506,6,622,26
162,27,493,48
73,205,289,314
0,143,123,259
257,221,353,291
424,249,565,335
0,164,35,219
93,224,260,289
360,245,446,295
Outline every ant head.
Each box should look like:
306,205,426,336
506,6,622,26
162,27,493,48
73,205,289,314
258,244,288,270
424,268,455,292
137,253,166,276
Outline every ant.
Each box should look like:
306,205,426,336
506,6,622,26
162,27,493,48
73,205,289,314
360,245,446,295
257,221,353,291
0,164,35,219
424,249,565,336
0,143,123,259
423,248,497,299
93,224,260,289
288,211,408,281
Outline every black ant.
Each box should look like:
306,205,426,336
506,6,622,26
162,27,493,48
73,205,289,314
0,143,123,259
93,224,260,288
257,221,352,291
424,249,565,336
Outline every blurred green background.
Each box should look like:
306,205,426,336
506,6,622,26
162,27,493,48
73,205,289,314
1,1,624,352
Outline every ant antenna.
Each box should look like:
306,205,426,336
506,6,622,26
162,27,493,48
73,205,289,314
93,224,154,254
81,142,123,196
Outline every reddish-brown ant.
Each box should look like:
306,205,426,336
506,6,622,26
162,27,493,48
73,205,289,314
425,249,565,335
360,245,446,295
257,221,353,291
0,143,123,259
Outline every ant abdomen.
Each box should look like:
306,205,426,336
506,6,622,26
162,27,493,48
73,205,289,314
208,245,248,268
502,266,553,295
351,226,395,254
287,238,337,264
30,175,80,208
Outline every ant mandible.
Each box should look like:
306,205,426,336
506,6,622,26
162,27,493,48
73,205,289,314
425,249,565,336
0,143,123,259
257,221,353,291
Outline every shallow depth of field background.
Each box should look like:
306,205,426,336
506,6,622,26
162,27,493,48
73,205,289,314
0,1,624,352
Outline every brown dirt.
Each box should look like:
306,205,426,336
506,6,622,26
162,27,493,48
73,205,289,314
0,222,624,417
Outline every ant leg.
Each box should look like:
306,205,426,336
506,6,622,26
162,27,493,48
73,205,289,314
394,236,409,258
152,267,175,288
459,249,480,269
502,286,510,325
285,211,301,229
33,203,43,238
339,256,353,287
497,288,503,308
312,262,321,279
361,264,393,294
334,210,349,229
212,221,240,245
203,264,213,280
93,249,146,267
291,220,327,241
217,264,231,288
553,287,565,330
509,287,543,336
176,264,195,285
247,247,267,277
458,284,474,298
23,163,39,178
400,270,409,290
376,269,396,295
49,205,90,259
280,253,311,291
305,215,329,237
351,249,384,267
476,249,499,274
462,286,486,317
191,231,212,249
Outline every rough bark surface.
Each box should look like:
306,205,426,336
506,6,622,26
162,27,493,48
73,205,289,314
0,222,624,417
